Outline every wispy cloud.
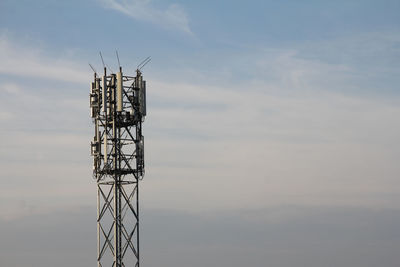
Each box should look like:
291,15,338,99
2,205,400,267
0,34,89,83
1,32,400,217
100,0,193,35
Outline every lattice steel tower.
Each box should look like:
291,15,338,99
90,65,147,267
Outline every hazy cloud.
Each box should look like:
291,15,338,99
1,205,400,267
2,2,399,266
0,35,89,83
100,0,193,35
1,34,400,219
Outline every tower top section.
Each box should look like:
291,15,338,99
90,66,147,179
89,64,148,266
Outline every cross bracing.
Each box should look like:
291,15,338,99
90,67,146,267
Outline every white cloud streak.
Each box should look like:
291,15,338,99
1,33,400,218
100,0,193,35
143,78,400,211
0,35,89,83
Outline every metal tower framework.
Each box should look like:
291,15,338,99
90,66,146,267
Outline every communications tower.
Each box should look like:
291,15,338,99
90,64,147,267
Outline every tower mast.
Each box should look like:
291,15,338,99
90,65,147,267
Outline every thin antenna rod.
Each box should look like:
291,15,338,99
99,52,106,69
137,56,151,69
100,52,114,73
106,64,114,74
138,57,151,71
89,63,97,73
116,50,121,69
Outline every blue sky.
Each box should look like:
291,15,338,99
1,1,400,266
2,0,400,81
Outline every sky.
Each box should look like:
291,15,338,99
1,0,400,266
